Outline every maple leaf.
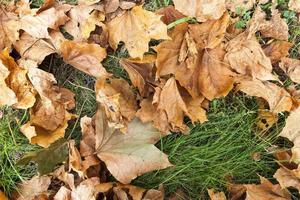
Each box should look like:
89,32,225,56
20,7,70,38
20,67,75,147
173,0,226,22
107,5,170,59
0,50,36,109
120,55,155,97
61,40,108,77
95,78,138,130
244,176,291,200
94,106,172,184
279,58,300,84
263,41,292,63
16,176,51,200
225,33,276,81
236,78,292,113
279,107,300,163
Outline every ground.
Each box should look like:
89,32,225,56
0,0,300,199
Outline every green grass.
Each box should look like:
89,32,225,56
134,95,280,199
0,108,38,195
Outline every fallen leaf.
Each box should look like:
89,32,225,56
61,40,108,77
274,165,300,192
279,107,300,163
53,186,71,200
95,106,172,184
207,189,226,200
257,110,278,131
156,6,185,25
289,0,300,13
16,176,51,200
70,177,100,200
80,10,106,40
236,78,292,113
107,5,169,59
197,45,235,100
279,57,300,84
20,7,70,38
95,78,138,130
17,139,69,175
244,176,291,200
263,41,292,63
0,191,7,200
120,55,155,97
225,33,275,81
173,0,226,22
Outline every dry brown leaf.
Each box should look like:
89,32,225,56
95,106,172,184
263,41,292,63
16,176,51,200
208,189,226,200
244,176,291,200
173,0,226,22
257,110,278,131
280,58,300,84
71,177,100,200
14,33,56,64
53,186,71,200
225,33,275,81
96,183,164,200
274,165,300,192
107,5,169,59
287,85,300,110
20,7,69,38
61,40,108,77
0,191,7,200
120,55,155,97
189,12,230,49
0,50,36,109
236,79,292,113
279,107,300,163
95,78,138,130
156,6,185,25
225,0,255,12
80,10,106,40
20,67,75,147
197,45,235,100
289,0,300,13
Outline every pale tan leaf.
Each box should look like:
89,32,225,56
280,58,300,84
95,107,172,184
289,0,300,13
263,41,292,63
225,0,255,12
107,5,169,59
274,166,300,192
236,79,292,113
208,189,226,200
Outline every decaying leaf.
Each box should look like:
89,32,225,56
173,0,226,22
16,176,51,200
21,67,75,147
263,41,292,63
225,33,276,81
95,106,172,184
257,110,278,131
244,176,291,200
61,40,108,77
236,78,292,113
280,107,300,163
279,57,300,84
80,10,106,40
17,139,69,175
225,0,255,12
95,78,138,130
156,6,185,25
107,5,169,58
0,50,36,109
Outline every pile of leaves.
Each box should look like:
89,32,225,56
1,0,300,199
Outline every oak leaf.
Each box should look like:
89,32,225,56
173,0,225,22
236,79,292,113
95,106,172,184
61,40,108,77
107,5,169,59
